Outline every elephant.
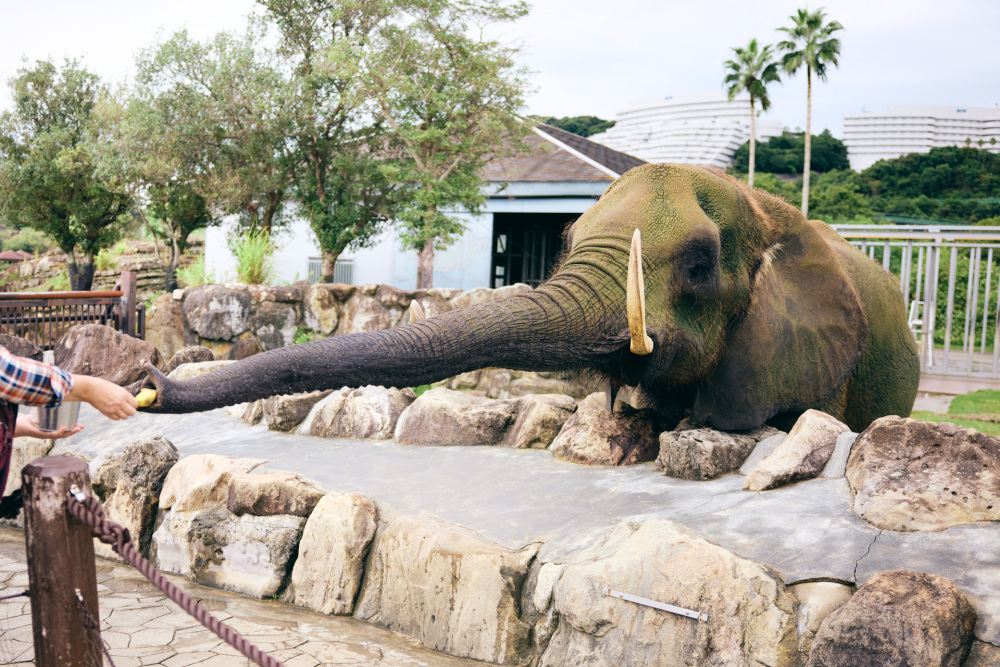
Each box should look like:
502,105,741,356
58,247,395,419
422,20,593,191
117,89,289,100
142,163,920,433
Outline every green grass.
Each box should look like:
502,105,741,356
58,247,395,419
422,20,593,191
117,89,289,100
176,255,213,288
909,410,1000,435
293,327,322,345
411,384,433,397
948,389,1000,416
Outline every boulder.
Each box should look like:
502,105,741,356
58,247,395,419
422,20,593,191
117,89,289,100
394,388,515,446
819,432,859,478
248,301,299,351
262,390,334,432
965,641,1000,667
288,493,378,615
302,283,342,336
538,520,798,667
152,508,305,599
228,336,262,360
846,416,1000,531
54,324,163,386
144,293,189,360
248,284,303,303
739,433,787,474
550,392,662,466
480,369,514,399
3,437,53,498
159,454,266,513
448,283,532,309
242,399,265,425
789,581,854,665
509,376,588,399
0,334,43,361
807,569,976,667
376,284,414,309
162,346,215,375
89,450,126,501
503,394,577,449
337,292,391,335
355,515,539,664
657,428,759,480
226,472,325,517
409,296,452,320
309,386,416,440
182,285,251,341
167,360,236,381
97,436,179,561
744,410,850,491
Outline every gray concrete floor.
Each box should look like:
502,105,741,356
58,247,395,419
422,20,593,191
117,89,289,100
45,404,1000,647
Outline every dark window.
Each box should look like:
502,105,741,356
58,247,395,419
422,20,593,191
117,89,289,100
491,213,576,288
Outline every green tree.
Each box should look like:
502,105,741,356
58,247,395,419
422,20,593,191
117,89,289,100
731,129,849,174
537,115,615,137
357,0,532,288
723,38,780,188
259,0,405,282
0,59,131,289
777,7,844,218
134,27,297,236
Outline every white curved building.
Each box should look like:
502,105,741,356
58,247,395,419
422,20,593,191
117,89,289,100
843,106,1000,171
589,91,783,168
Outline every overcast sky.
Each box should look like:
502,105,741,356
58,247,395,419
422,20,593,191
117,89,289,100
2,0,998,138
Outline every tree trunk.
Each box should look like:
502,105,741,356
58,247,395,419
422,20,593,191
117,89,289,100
802,65,812,218
321,249,342,283
163,237,180,292
67,261,95,291
417,243,434,289
260,190,284,236
749,98,757,189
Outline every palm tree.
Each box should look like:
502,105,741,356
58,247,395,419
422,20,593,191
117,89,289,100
723,38,781,188
777,7,844,218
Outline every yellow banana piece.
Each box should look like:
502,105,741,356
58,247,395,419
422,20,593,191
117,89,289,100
136,389,157,408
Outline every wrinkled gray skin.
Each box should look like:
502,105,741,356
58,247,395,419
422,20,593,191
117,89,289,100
144,164,919,432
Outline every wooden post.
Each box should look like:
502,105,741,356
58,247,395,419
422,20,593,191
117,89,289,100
120,269,137,337
22,455,102,667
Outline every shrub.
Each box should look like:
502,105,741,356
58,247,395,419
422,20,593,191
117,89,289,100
232,229,276,285
176,255,213,288
3,229,52,254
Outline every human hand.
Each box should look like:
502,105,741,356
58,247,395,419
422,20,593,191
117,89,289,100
65,375,138,420
14,415,84,440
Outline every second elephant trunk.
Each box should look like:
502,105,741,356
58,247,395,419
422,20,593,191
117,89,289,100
146,277,631,413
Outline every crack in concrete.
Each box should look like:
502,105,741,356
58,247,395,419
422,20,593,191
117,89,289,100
853,530,882,583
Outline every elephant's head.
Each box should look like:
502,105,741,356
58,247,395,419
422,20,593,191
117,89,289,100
145,164,908,431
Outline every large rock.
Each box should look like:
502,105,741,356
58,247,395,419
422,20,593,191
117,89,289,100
965,641,1000,667
509,376,588,399
550,392,662,466
89,450,126,500
355,516,539,664
227,472,325,517
376,284,414,309
657,428,759,480
337,292,391,335
262,390,333,432
0,334,43,361
228,336,262,360
54,324,163,386
309,386,416,440
744,410,850,491
789,581,854,665
162,346,215,375
166,360,236,381
395,388,516,446
539,520,798,667
144,293,189,360
249,301,299,351
847,417,1000,531
448,283,532,309
159,454,266,513
289,493,378,615
303,284,342,334
807,569,976,667
2,437,53,498
152,509,305,599
182,285,251,341
248,284,303,303
98,436,179,561
503,394,577,449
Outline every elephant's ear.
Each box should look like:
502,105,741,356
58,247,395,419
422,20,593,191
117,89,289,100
691,218,868,430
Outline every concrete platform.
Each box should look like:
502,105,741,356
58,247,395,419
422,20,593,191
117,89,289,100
49,404,1000,646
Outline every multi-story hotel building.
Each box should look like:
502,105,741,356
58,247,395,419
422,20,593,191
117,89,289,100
842,105,1000,171
589,91,784,168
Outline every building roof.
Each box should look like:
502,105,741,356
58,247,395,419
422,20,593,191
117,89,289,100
0,250,31,262
482,124,647,183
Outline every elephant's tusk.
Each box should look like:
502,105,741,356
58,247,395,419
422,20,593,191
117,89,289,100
627,229,655,355
409,300,426,323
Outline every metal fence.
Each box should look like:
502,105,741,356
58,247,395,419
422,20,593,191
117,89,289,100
832,225,1000,379
307,258,353,285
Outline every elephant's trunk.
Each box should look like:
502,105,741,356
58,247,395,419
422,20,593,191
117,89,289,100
145,274,632,413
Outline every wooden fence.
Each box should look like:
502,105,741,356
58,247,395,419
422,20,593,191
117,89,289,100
0,270,145,350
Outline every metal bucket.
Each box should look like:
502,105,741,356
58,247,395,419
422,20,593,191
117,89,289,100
36,401,81,432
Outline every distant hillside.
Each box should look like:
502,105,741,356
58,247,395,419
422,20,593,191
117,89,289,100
538,115,615,138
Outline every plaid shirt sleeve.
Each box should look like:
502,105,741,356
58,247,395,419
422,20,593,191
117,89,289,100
0,346,73,406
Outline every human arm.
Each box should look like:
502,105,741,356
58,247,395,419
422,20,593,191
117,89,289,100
14,415,84,439
64,374,138,420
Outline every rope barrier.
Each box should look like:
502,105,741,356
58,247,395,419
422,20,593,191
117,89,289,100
66,492,285,667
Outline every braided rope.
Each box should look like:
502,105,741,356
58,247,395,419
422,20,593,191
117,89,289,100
67,493,284,667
